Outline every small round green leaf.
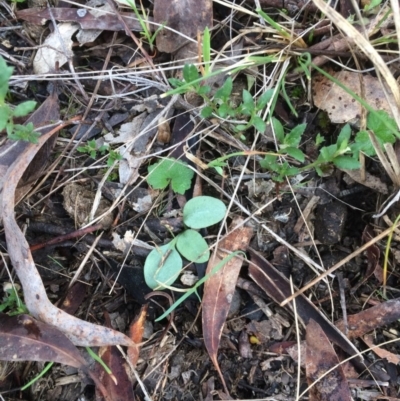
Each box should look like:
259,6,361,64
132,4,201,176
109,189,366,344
176,229,210,263
183,196,226,229
144,244,182,290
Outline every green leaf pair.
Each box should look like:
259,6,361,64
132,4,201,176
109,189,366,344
144,196,227,290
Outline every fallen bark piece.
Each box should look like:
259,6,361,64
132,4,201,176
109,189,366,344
336,298,400,339
363,334,400,365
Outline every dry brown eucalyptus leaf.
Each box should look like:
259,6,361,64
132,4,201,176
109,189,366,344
202,218,253,395
154,0,212,54
306,320,352,401
312,69,395,124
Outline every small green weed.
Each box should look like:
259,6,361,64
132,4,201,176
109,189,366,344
169,67,274,138
144,196,226,290
125,0,164,52
77,140,123,167
0,56,38,143
0,284,29,316
259,110,400,181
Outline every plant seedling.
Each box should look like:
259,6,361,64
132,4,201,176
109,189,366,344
260,120,364,181
77,140,122,167
125,0,165,52
0,55,38,143
155,250,246,321
0,283,29,316
144,196,227,290
147,157,195,195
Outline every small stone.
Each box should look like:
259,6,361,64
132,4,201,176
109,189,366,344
314,201,347,245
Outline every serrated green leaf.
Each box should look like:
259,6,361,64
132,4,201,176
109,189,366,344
168,77,184,88
144,244,182,290
367,110,398,138
197,85,211,95
201,106,213,118
183,64,199,83
259,155,278,171
315,133,325,146
285,123,306,147
8,122,39,143
319,144,338,161
252,115,266,132
272,117,284,142
337,124,351,146
214,77,233,101
284,165,300,176
0,56,13,101
217,103,229,118
257,89,274,110
352,130,376,156
176,229,210,263
13,101,36,117
147,158,195,195
242,90,254,113
183,196,226,229
285,147,305,162
333,156,360,170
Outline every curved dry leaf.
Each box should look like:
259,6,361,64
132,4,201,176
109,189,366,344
342,169,388,194
202,218,253,393
306,320,352,401
0,91,59,203
1,128,136,348
95,312,136,401
154,0,212,54
312,69,395,124
0,313,88,368
34,22,79,74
